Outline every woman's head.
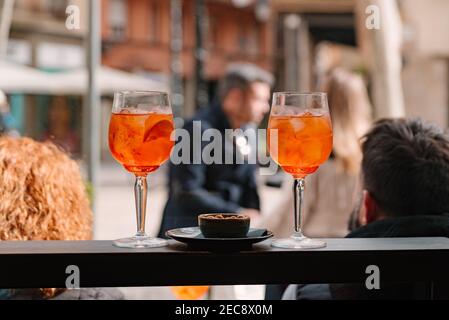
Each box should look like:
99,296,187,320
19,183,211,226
0,137,92,240
322,68,372,174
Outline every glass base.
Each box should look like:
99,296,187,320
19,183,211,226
271,235,326,249
113,235,167,248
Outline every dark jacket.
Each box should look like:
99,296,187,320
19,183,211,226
291,214,449,300
158,102,260,237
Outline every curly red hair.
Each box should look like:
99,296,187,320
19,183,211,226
0,137,92,240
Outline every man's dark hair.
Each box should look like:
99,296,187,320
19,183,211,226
362,118,449,217
219,63,274,100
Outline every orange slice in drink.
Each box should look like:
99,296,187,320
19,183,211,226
143,115,173,143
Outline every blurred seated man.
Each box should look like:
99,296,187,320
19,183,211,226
158,63,273,236
43,96,79,156
0,137,123,300
283,118,449,300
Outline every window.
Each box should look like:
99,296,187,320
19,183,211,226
47,0,69,19
17,0,68,18
238,24,246,51
208,15,218,49
109,0,128,41
238,22,260,55
148,1,160,43
247,24,260,55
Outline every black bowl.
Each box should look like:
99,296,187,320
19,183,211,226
198,214,250,238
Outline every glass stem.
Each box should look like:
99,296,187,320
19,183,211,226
134,175,148,238
293,178,305,239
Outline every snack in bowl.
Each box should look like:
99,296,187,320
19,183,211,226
198,213,250,238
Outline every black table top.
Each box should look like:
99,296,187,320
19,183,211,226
0,237,448,288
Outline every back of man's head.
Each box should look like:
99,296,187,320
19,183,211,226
219,62,274,100
362,118,449,217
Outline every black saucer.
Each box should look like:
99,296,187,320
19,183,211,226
166,227,273,251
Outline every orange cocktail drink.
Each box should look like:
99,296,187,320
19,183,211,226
267,112,333,179
109,112,174,175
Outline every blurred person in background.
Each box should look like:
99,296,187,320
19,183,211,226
302,68,372,237
0,137,122,300
0,90,19,137
158,63,273,236
43,96,80,156
283,118,449,299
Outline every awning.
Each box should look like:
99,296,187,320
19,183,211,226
52,66,169,95
0,60,169,95
0,60,60,94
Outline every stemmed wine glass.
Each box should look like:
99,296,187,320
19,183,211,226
267,92,333,249
109,91,174,248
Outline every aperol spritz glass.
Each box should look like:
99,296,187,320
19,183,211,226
109,91,174,248
267,92,333,249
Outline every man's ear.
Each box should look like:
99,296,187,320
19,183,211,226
359,190,380,225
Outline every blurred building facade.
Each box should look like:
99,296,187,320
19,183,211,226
2,0,449,158
100,0,274,116
3,0,276,157
7,0,87,71
272,0,449,128
4,0,87,155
